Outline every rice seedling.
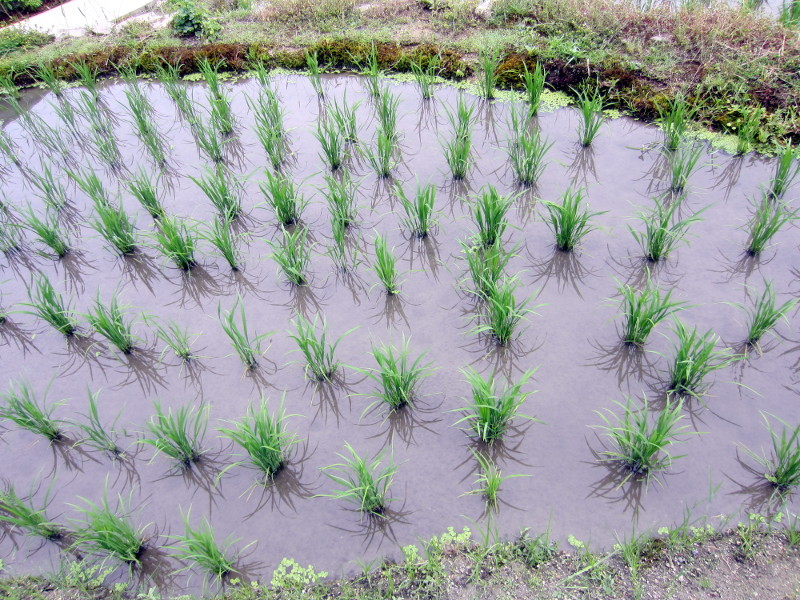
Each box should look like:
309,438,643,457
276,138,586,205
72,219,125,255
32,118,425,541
0,217,20,254
657,94,694,152
247,85,288,168
362,127,397,178
23,208,70,258
736,280,798,346
441,96,474,179
140,402,208,468
616,277,685,346
261,170,307,226
33,63,65,97
218,396,296,481
0,128,19,164
506,113,552,185
522,62,546,115
472,186,514,248
769,144,800,199
594,396,690,485
746,193,798,255
736,107,762,155
68,168,109,206
455,367,538,443
0,485,62,539
155,61,196,122
743,413,800,491
360,43,383,98
288,313,352,381
169,510,238,580
191,166,242,221
359,337,433,412
314,119,346,171
202,217,244,271
70,60,99,98
22,273,78,335
0,380,64,442
85,291,136,354
629,199,705,261
325,170,359,228
127,169,164,219
268,226,311,285
74,389,124,457
396,182,436,238
473,276,539,346
465,450,526,509
373,233,399,295
461,241,514,300
375,87,400,142
29,164,68,210
218,295,268,369
328,217,353,270
91,199,137,256
328,94,360,142
410,54,439,100
305,50,325,97
251,58,271,86
574,87,605,146
542,186,605,251
70,489,146,564
666,320,736,398
666,143,703,193
53,98,79,132
320,443,397,517
192,115,226,163
147,317,199,361
477,47,502,100
125,86,167,165
153,215,196,270
198,59,233,134
89,125,121,168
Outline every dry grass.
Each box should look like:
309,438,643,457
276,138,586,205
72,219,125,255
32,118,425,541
255,0,359,23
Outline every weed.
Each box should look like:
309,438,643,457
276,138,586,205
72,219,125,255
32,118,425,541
575,86,604,146
268,226,311,285
218,296,268,369
542,186,604,251
769,144,800,199
616,277,685,346
736,280,798,346
516,527,558,568
0,380,63,442
410,55,439,100
127,169,164,219
629,199,705,261
667,320,736,398
153,215,196,270
667,143,703,192
22,274,78,336
85,291,136,354
321,443,397,517
743,413,800,491
472,186,514,247
170,510,237,580
522,62,546,115
74,389,123,457
360,337,433,411
658,94,694,152
373,233,399,295
23,208,69,258
477,47,502,100
0,485,61,539
396,182,436,238
260,170,307,226
747,194,798,255
141,402,207,468
92,199,137,255
288,313,350,381
71,490,146,564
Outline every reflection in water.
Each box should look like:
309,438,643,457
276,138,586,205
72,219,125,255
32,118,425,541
529,248,599,297
586,338,660,390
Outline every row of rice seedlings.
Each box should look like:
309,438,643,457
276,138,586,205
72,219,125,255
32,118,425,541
657,94,693,152
617,277,685,346
735,280,799,346
269,226,312,285
288,313,351,381
768,144,800,199
261,170,307,225
192,166,242,221
746,193,798,255
628,198,705,261
541,186,604,251
70,490,146,564
68,168,110,206
442,96,474,179
373,233,400,294
477,47,502,100
170,510,238,580
0,485,62,539
198,59,234,135
33,62,65,97
86,291,137,354
362,127,397,178
29,163,68,210
305,50,325,97
128,169,164,219
328,94,360,142
91,198,137,255
247,83,289,169
154,61,196,122
506,107,552,185
141,402,208,468
217,295,268,368
575,87,605,146
466,449,525,509
735,107,762,155
21,273,78,335
23,208,70,258
473,275,539,345
325,171,359,228
73,389,124,457
396,182,436,237
192,112,226,163
0,380,64,441
52,97,79,135
410,55,439,100
667,321,737,398
472,185,513,247
523,62,546,115
320,442,396,517
314,118,347,171
462,241,514,300
360,337,432,412
202,216,244,271
124,83,167,166
666,143,702,192
744,414,800,492
154,215,196,270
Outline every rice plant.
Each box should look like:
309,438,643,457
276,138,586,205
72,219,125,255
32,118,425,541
288,313,351,381
68,168,110,206
575,87,604,146
594,396,689,484
744,413,800,491
147,317,198,362
768,144,800,199
746,193,798,255
153,216,196,270
260,171,306,226
192,115,226,163
373,233,399,295
305,50,325,97
24,208,69,258
461,241,514,300
169,510,237,580
667,321,736,398
325,171,359,228
0,128,19,164
218,396,296,482
455,367,538,443
667,143,703,192
71,490,146,564
396,182,436,238
320,443,396,517
0,72,18,99
74,389,124,457
33,63,65,97
247,84,288,168
314,119,346,171
218,296,268,369
22,273,78,336
410,54,439,100
375,87,400,142
125,86,167,165
192,167,242,221
506,113,552,185
477,47,502,100
361,43,383,98
127,169,164,219
362,127,396,178
29,164,68,210
736,107,762,155
70,60,99,98
629,199,705,261
473,276,539,346
0,486,62,539
202,217,243,271
442,96,474,179
92,199,137,255
523,62,546,115
472,186,513,248
328,217,353,270
328,94,360,142
268,226,311,285
155,61,196,122
85,291,136,354
140,402,207,468
737,280,798,346
0,380,64,442
466,450,525,509
542,187,604,251
616,278,685,346
657,93,693,152
199,59,233,134
360,337,433,412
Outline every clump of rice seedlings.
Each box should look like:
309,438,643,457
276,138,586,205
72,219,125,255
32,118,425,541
268,226,311,285
147,317,198,362
320,443,396,517
202,217,243,271
92,199,137,256
542,186,604,251
140,402,207,468
251,58,271,86
575,86,604,146
442,96,474,179
155,61,195,122
744,413,800,492
657,93,693,152
29,164,68,210
362,127,397,178
53,99,79,133
0,380,64,442
70,60,99,98
305,50,325,97
127,169,164,219
473,276,539,346
466,450,525,509
736,107,762,155
594,396,689,484
410,54,439,100
191,166,242,221
124,85,167,165
375,87,400,142
85,291,136,354
396,182,436,238
461,241,514,300
737,280,798,346
325,171,359,228
768,144,800,199
198,59,234,135
170,510,237,580
192,114,226,163
629,199,705,261
361,337,432,411
74,389,124,457
33,63,64,97
314,119,346,171
477,47,502,100
0,217,21,254
506,109,552,185
373,233,399,295
68,168,109,206
456,367,537,443
23,208,69,258
259,171,308,225
0,486,61,539
22,274,78,336
667,321,736,398
328,94,360,142
617,277,685,346
247,84,288,168
666,143,703,192
288,313,351,381
0,128,19,165
88,123,121,167
71,490,146,564
218,296,268,369
153,216,196,270
522,62,546,115
361,43,383,98
746,193,798,255
472,186,513,248
218,396,296,482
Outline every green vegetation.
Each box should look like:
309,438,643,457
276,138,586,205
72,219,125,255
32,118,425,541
140,402,208,468
542,186,604,251
321,443,396,517
746,194,797,255
658,94,693,152
170,511,237,581
575,87,604,146
203,217,243,271
462,241,513,301
261,170,307,226
22,274,78,336
73,389,124,458
410,54,439,100
473,276,539,346
23,208,69,258
218,295,267,369
0,380,63,442
192,167,242,222
288,313,349,381
127,169,164,219
0,485,61,540
523,62,546,115
616,277,685,346
396,182,436,238
150,318,198,362
442,96,474,179
305,49,324,96
314,118,346,170
360,337,432,412
70,490,146,564
667,143,703,193
472,186,513,248
736,280,798,346
466,449,525,509
477,46,502,100
85,291,136,354
91,199,137,256
629,199,705,261
373,233,399,295
768,144,800,199
268,226,311,285
744,413,800,492
667,321,736,398
362,127,396,178
325,170,358,228
506,108,552,185
153,215,197,270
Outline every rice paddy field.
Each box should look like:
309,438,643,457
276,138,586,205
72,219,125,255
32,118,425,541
0,65,798,593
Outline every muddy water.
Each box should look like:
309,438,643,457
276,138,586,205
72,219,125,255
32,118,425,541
0,73,798,593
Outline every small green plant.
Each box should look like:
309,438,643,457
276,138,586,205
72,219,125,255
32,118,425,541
169,510,237,580
192,115,226,163
325,171,359,228
153,215,196,270
465,449,526,509
473,276,539,346
261,170,307,225
522,62,546,115
461,241,513,300
328,217,355,271
410,55,439,100
743,413,800,492
270,557,328,590
667,143,703,192
127,169,164,219
360,43,383,98
29,163,68,210
288,313,350,381
155,61,196,121
542,186,604,251
780,0,800,26
506,111,552,185
0,485,61,539
376,87,400,141
171,0,221,39
314,118,346,171
202,217,243,271
74,389,124,457
362,127,397,178
769,144,800,199
359,337,433,412
455,367,538,443
91,199,137,255
148,318,198,362
198,59,233,134
70,60,99,97
575,87,604,146
667,321,736,398
305,50,325,96
328,94,360,142
442,96,474,179
472,186,514,248
125,86,167,165
736,280,798,346
140,402,208,468
23,208,69,258
735,107,762,155
247,83,288,168
396,182,436,238
68,168,109,206
85,291,137,354
218,295,268,369
477,47,502,99
0,380,64,442
192,167,241,221
616,277,685,346
268,226,312,285
373,233,399,295
70,489,147,564
33,62,64,97
657,94,694,152
320,443,397,517
629,199,705,261
22,274,78,335
746,193,798,255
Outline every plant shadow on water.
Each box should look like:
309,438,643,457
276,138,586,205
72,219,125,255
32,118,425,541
307,372,360,428
53,249,95,297
241,457,318,519
326,496,412,555
0,318,36,355
566,146,598,187
111,346,170,396
151,451,228,504
725,449,794,515
710,155,748,202
361,397,444,450
585,439,650,518
586,338,660,391
167,265,224,310
711,248,773,285
283,282,331,320
119,252,164,296
402,236,442,281
606,250,684,291
528,247,600,297
370,293,414,330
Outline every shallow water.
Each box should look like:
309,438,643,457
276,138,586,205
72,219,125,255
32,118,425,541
0,73,798,594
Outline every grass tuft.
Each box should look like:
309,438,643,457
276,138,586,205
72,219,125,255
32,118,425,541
140,402,208,468
321,443,396,517
542,186,604,251
71,489,146,564
477,47,502,100
22,274,78,336
0,485,61,539
629,199,705,261
0,380,64,442
746,193,798,255
373,233,400,295
127,169,164,219
667,320,737,398
85,291,137,354
74,389,124,458
657,94,694,152
360,337,433,412
522,62,546,115
472,186,513,248
91,199,137,255
441,96,474,179
268,226,311,285
170,510,237,581
153,215,196,270
218,295,268,369
396,182,436,238
288,313,350,381
260,170,307,226
744,413,800,492
574,87,604,146
616,277,685,346
666,143,703,192
768,144,800,199
736,280,798,346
